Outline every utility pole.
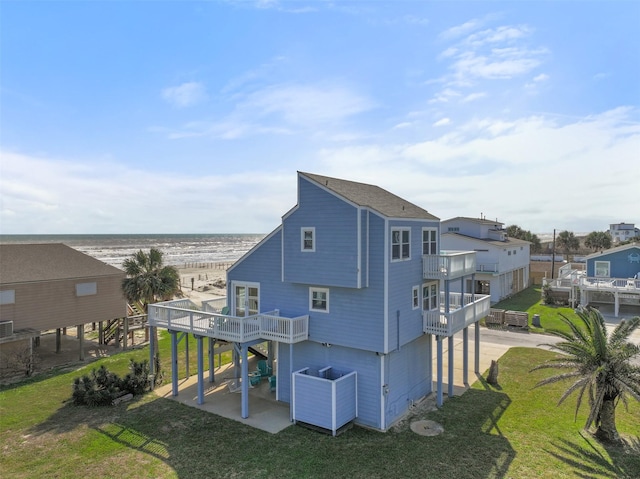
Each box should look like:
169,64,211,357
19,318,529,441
551,229,556,279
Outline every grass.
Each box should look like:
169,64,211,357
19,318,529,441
489,286,580,335
1,345,639,478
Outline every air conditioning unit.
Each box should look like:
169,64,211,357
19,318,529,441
0,321,14,338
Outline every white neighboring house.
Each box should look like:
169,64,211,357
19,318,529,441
441,217,531,304
609,223,640,243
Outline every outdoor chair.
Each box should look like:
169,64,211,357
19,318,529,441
269,375,276,392
257,360,272,378
249,371,262,386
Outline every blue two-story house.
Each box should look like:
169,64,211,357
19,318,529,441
148,172,491,433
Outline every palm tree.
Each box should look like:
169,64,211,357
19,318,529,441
121,249,181,384
531,309,640,442
584,231,612,252
556,230,580,257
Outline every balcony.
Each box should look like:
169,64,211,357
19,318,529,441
148,299,309,344
580,277,640,294
423,251,476,280
423,292,491,336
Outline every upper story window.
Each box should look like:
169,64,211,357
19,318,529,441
412,286,420,310
0,290,15,305
422,282,438,311
309,287,329,313
422,228,437,255
594,261,610,278
301,227,315,252
76,282,97,296
391,228,410,261
448,227,459,232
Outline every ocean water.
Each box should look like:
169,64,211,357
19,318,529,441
0,234,265,269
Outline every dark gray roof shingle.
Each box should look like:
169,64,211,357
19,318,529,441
0,243,124,284
299,172,438,220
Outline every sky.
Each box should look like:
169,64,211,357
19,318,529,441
1,0,639,235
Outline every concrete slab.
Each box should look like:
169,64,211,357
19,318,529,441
153,362,292,434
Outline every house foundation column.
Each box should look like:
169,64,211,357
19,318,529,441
463,327,469,387
448,335,454,398
436,336,443,407
170,330,179,397
241,344,249,419
123,317,129,350
208,338,215,383
195,335,204,405
56,328,62,353
185,333,190,377
78,324,85,361
474,323,480,374
614,291,620,317
149,326,156,390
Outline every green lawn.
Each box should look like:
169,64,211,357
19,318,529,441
489,286,580,335
1,344,638,478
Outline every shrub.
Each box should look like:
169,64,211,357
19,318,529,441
71,359,151,406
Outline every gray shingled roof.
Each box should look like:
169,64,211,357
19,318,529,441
0,243,124,284
299,172,438,220
442,216,504,226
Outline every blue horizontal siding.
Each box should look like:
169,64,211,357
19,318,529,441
385,334,432,426
283,176,359,288
293,373,334,428
587,246,640,278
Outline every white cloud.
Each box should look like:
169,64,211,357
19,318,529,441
162,82,208,108
461,92,487,103
433,118,451,127
532,73,549,82
163,82,374,140
3,107,638,235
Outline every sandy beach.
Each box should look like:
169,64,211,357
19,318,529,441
177,263,230,304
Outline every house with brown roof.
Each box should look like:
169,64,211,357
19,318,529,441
0,243,126,370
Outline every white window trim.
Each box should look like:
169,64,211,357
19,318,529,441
412,285,420,310
301,227,316,252
422,227,438,256
594,261,610,278
422,282,439,312
391,227,411,262
309,287,329,313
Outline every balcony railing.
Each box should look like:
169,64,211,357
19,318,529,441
423,293,491,336
148,299,308,344
580,277,640,293
477,262,499,273
423,251,476,280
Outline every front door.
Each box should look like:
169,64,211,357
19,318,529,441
233,282,259,317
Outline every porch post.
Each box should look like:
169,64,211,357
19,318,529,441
474,323,480,374
55,328,61,353
195,335,204,405
267,340,274,370
427,334,433,393
98,321,104,345
436,336,443,407
123,317,129,350
447,335,454,398
463,327,469,387
149,326,155,390
208,338,215,383
170,330,179,397
614,291,620,317
241,344,249,418
78,324,85,361
185,333,190,377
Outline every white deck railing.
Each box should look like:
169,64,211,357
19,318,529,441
148,300,308,344
422,293,491,336
423,251,476,280
580,277,640,293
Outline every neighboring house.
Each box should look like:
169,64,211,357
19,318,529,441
543,242,640,317
148,172,490,433
609,223,640,243
0,244,127,367
440,217,530,304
